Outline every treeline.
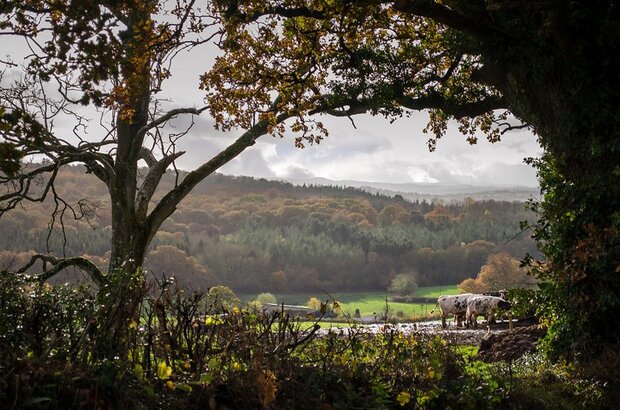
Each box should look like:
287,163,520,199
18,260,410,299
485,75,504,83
0,165,539,293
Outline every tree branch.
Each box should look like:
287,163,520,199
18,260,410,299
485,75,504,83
393,0,519,43
145,110,292,241
17,254,105,286
136,150,185,221
396,93,506,119
0,162,61,213
139,147,158,167
223,3,326,22
311,90,505,120
137,106,209,140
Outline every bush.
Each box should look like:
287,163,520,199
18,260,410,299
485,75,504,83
205,285,241,312
506,288,544,320
307,296,321,310
0,271,95,363
4,277,615,408
388,273,418,297
254,292,276,307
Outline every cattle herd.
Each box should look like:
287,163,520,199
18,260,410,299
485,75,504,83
434,293,512,329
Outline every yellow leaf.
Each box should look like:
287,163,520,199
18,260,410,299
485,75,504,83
205,315,223,326
134,364,144,382
397,391,411,406
157,361,172,380
166,380,176,390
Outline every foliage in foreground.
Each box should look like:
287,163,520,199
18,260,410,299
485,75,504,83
0,274,615,409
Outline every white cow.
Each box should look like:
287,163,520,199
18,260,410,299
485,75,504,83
466,295,512,328
435,293,474,328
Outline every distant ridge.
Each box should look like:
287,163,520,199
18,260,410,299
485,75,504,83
272,177,540,202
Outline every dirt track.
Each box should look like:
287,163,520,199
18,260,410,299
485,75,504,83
319,318,538,347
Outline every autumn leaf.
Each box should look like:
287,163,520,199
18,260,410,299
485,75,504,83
396,391,411,406
157,361,172,380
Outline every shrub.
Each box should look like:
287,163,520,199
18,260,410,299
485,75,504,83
307,296,321,310
388,273,418,297
506,288,544,320
255,292,277,307
205,285,240,312
7,277,610,408
0,271,94,363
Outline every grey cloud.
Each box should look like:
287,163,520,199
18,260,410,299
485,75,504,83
175,137,224,170
413,160,538,187
500,132,541,155
175,134,276,178
219,147,277,179
481,162,538,187
281,165,315,178
419,163,472,185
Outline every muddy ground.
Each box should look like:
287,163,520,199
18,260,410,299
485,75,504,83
319,317,543,362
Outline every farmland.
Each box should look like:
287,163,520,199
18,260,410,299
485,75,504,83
242,285,462,319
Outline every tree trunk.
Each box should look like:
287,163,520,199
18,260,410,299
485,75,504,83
92,6,155,359
94,196,151,359
477,14,620,358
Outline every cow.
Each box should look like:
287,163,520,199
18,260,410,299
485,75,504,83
466,295,512,328
435,293,474,328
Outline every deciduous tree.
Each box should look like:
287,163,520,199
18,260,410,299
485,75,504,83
0,0,419,356
459,252,536,294
388,272,418,298
210,0,620,362
3,0,619,362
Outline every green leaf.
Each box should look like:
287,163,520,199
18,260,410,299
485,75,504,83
177,383,193,393
200,373,214,385
208,357,219,370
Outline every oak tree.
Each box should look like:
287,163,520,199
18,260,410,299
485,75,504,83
209,0,620,362
0,0,410,355
2,0,619,361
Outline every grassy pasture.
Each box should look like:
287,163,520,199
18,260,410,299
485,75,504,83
415,284,461,298
335,294,436,319
241,285,463,319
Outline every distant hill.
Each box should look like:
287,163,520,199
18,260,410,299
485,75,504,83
1,164,540,294
273,177,540,202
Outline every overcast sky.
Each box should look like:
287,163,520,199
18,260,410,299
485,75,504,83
2,27,542,188
159,40,542,188
173,111,541,188
163,51,542,188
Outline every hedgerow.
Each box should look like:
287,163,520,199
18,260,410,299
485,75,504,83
0,274,612,409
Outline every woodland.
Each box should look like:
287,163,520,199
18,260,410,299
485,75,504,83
0,165,538,293
1,0,620,408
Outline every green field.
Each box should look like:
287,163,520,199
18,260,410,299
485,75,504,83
415,285,461,298
241,285,462,319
